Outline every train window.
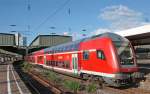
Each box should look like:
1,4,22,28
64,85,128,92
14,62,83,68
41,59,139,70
66,63,70,69
83,51,89,60
46,61,50,65
37,56,43,62
55,62,58,66
97,50,105,60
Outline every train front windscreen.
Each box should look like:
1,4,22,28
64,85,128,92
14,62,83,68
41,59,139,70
113,41,134,65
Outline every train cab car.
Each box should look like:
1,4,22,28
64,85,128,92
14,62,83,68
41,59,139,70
79,33,143,86
27,32,144,87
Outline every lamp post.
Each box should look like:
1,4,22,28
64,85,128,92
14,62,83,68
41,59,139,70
82,29,87,38
49,27,57,70
49,26,56,46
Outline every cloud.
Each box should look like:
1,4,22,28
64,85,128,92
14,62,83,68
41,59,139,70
99,5,149,30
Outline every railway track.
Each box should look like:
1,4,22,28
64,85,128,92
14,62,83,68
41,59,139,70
29,71,64,94
13,64,54,94
15,67,42,94
32,65,150,94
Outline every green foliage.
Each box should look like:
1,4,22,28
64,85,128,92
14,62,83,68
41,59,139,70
44,70,61,84
64,80,81,94
22,62,33,72
86,82,97,93
20,61,25,67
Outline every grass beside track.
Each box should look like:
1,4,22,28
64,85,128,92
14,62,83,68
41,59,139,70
21,61,100,94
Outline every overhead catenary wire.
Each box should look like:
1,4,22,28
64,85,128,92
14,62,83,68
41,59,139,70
34,0,71,31
27,0,31,11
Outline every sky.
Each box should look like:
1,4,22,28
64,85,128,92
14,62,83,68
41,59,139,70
0,0,150,45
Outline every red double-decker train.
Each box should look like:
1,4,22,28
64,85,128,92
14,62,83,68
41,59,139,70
26,32,143,87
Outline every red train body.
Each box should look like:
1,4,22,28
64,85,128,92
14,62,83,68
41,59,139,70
26,33,143,87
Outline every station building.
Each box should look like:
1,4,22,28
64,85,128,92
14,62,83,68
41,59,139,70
28,34,72,53
0,33,16,46
0,33,25,56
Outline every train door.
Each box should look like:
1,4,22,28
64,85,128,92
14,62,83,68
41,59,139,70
37,56,44,64
35,56,37,64
44,55,46,65
72,54,78,75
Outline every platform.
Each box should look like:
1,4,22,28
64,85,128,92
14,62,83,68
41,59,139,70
0,63,31,94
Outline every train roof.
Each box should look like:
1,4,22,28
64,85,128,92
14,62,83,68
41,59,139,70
43,32,128,54
44,39,83,53
80,32,125,41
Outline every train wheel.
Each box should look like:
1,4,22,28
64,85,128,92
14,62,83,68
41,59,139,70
80,73,89,80
87,75,104,89
98,77,104,89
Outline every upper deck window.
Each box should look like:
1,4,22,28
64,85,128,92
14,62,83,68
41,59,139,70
83,51,89,60
97,50,105,60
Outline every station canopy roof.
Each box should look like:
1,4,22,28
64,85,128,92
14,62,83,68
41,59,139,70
115,24,150,45
0,48,22,56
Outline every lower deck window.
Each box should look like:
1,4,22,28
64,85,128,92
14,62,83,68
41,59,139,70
46,60,70,69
